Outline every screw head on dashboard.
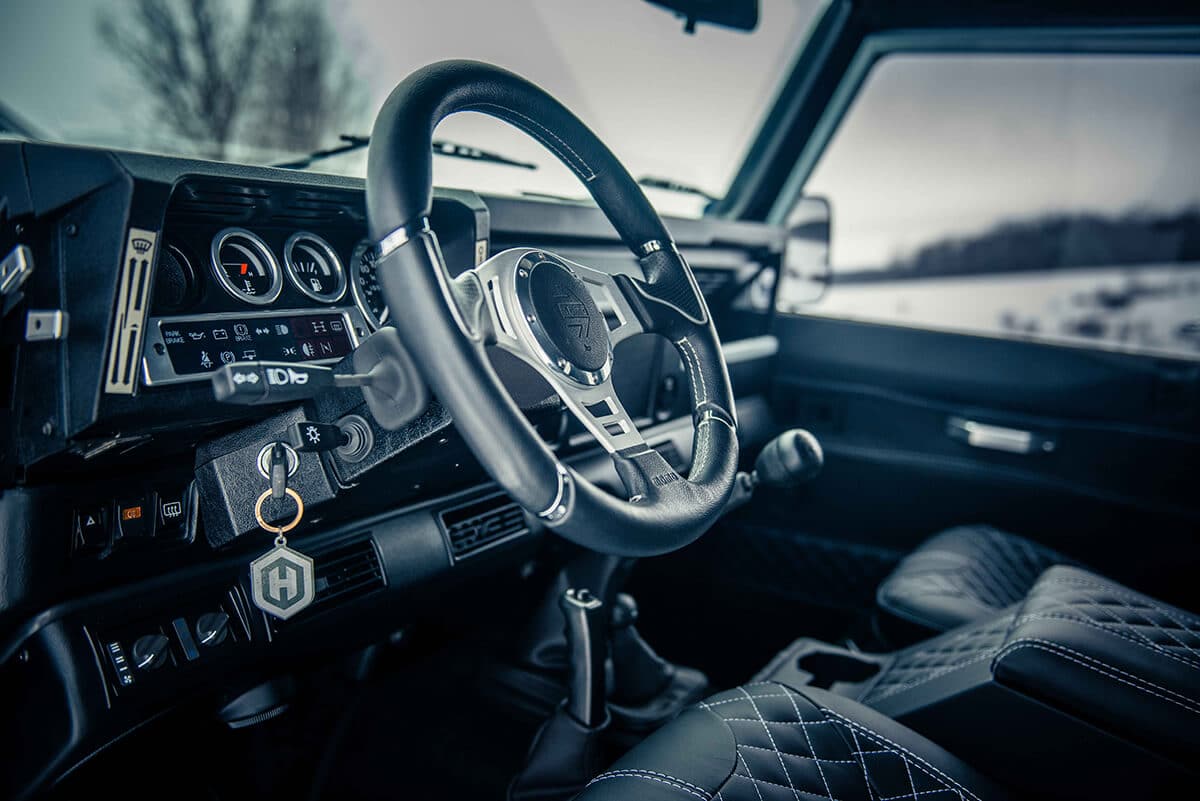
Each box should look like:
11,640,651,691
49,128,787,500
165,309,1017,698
518,268,528,278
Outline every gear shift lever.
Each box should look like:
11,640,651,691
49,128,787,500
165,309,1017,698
509,588,610,801
560,588,607,727
722,428,823,514
754,428,824,488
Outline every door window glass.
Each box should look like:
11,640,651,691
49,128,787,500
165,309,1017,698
782,54,1200,360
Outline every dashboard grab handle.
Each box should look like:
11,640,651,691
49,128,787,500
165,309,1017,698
211,361,336,405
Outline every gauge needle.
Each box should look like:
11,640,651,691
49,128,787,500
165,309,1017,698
240,263,249,275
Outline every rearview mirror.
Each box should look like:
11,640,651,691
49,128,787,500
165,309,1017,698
643,0,759,34
777,196,832,310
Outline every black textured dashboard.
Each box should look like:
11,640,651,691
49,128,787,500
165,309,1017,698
0,140,785,800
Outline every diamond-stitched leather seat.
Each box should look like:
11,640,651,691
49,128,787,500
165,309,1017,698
876,525,1075,639
992,565,1200,766
575,681,1010,800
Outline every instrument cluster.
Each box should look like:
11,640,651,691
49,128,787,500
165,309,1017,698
141,224,385,388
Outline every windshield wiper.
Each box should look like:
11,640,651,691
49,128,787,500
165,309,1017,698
637,175,717,202
272,134,370,169
433,140,536,170
272,134,538,171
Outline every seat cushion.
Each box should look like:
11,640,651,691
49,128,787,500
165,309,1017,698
992,565,1200,767
576,682,1011,800
876,525,1074,636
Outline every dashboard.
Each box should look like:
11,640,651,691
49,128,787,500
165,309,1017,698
0,140,785,800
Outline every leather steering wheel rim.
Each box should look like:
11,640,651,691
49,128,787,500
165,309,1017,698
366,60,738,557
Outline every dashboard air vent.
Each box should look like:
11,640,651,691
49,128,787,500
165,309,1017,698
312,537,385,606
271,537,383,630
439,493,529,559
692,268,736,298
168,180,365,227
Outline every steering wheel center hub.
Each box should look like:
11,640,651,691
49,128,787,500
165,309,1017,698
516,252,612,385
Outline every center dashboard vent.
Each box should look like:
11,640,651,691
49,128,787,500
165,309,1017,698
439,493,530,559
168,179,366,227
270,536,384,629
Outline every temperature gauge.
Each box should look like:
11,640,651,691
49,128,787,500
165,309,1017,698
211,228,282,305
284,232,346,302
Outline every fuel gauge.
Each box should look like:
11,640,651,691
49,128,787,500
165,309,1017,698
284,232,346,302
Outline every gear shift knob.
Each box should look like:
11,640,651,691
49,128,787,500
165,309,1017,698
754,428,824,488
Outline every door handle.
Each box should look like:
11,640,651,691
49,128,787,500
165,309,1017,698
946,417,1055,455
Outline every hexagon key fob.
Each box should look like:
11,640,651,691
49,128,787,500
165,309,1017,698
248,470,315,621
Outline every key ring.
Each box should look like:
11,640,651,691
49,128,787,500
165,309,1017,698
255,487,304,536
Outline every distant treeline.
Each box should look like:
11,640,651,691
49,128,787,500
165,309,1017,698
838,208,1200,283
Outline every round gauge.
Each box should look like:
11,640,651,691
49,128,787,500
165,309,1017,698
284,232,346,302
210,228,282,305
350,239,390,329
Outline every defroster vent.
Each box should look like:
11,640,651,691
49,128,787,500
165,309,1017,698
439,493,529,559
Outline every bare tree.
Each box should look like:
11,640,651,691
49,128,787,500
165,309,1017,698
250,1,365,154
98,0,363,161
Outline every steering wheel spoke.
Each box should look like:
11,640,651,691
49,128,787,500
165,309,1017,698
469,248,646,453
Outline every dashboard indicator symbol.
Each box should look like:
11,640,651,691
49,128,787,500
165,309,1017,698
232,370,259,385
188,331,206,341
200,351,213,369
282,346,298,357
234,323,250,338
276,324,289,335
305,425,322,445
267,367,309,386
242,349,257,360
255,326,271,335
220,351,235,364
301,342,316,358
161,501,183,520
330,320,343,332
213,328,228,340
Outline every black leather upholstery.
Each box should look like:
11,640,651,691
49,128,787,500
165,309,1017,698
859,612,1012,706
575,682,1010,800
877,525,1074,636
992,565,1200,766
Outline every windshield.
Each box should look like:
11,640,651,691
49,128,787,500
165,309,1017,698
0,0,823,217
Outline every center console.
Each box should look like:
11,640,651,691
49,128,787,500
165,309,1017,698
755,565,1199,799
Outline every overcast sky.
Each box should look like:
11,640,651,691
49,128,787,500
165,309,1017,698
806,54,1200,266
3,1,1197,267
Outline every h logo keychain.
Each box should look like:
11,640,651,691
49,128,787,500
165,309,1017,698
249,445,315,620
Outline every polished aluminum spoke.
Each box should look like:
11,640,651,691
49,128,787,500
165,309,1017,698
470,248,648,454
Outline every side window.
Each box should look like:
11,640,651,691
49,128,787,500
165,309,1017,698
779,54,1200,361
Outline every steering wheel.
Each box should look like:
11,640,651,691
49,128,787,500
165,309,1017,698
365,60,738,557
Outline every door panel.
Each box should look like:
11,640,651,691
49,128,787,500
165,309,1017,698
754,313,1199,607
